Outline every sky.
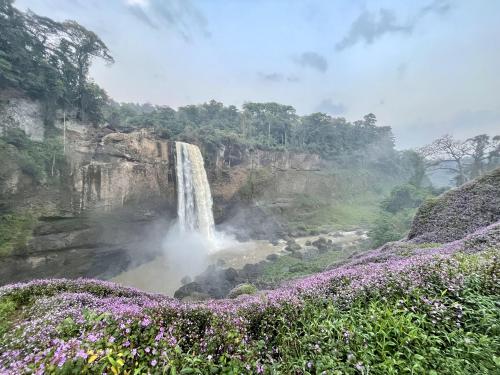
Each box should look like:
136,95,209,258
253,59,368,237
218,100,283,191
15,0,500,149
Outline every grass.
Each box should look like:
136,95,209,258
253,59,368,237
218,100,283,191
283,194,381,232
0,296,17,337
258,246,363,285
0,212,36,257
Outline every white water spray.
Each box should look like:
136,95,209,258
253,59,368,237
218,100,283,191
175,141,215,242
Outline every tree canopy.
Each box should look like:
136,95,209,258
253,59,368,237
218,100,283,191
0,0,113,124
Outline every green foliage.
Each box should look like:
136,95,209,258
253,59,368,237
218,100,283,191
0,1,113,124
105,101,402,172
238,168,273,202
369,209,416,247
0,297,17,337
258,247,359,285
0,128,64,183
370,182,439,247
228,284,258,299
380,184,427,213
0,212,36,257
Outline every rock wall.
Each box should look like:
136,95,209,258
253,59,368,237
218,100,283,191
68,131,177,213
0,96,45,141
0,115,179,284
207,143,326,204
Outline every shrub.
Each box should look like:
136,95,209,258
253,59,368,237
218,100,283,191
228,283,258,298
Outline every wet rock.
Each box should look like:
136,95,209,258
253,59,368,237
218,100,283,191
224,267,238,282
285,239,301,252
174,282,203,299
312,237,333,253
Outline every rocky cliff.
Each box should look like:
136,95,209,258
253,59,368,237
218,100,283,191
0,97,180,284
0,97,331,284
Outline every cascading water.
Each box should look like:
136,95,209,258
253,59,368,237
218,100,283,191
175,141,215,241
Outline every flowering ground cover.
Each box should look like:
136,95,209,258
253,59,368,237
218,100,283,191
0,222,499,374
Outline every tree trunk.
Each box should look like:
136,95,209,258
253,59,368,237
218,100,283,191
63,110,66,154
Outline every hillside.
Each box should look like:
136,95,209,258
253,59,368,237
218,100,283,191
409,168,500,242
1,170,499,374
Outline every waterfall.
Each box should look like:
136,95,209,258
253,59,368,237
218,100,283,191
175,141,215,241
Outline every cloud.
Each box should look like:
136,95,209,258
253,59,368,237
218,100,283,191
125,0,210,41
286,75,300,82
336,9,411,50
293,52,328,73
419,0,452,17
257,72,300,83
258,72,284,82
127,4,158,29
126,0,149,6
397,62,407,79
336,0,453,50
316,99,346,115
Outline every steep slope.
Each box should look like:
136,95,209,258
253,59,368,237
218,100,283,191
408,167,500,243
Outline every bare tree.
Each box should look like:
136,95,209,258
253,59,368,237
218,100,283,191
419,134,473,186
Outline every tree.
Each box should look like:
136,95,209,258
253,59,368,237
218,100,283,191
419,134,473,186
465,134,490,178
0,1,113,124
58,21,114,121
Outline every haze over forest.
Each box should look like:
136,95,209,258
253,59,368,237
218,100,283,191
14,0,500,148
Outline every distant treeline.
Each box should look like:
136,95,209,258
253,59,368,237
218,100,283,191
0,1,400,164
105,101,397,161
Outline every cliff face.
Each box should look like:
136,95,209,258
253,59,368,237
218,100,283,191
69,130,177,213
0,97,330,284
0,101,179,284
0,95,45,141
408,167,500,243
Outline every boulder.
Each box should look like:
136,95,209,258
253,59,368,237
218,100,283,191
312,237,333,253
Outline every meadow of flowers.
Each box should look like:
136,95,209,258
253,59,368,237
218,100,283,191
0,222,499,374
